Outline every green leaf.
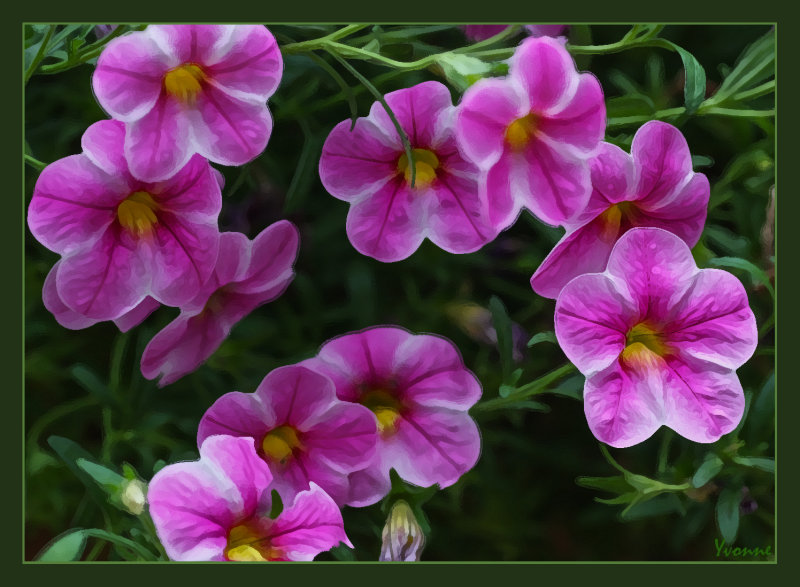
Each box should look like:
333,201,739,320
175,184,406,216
692,454,724,488
714,30,775,103
269,489,284,519
672,43,707,114
576,475,631,495
489,295,513,382
434,52,491,91
547,374,584,400
716,486,742,543
70,364,115,407
330,544,356,561
733,456,774,473
707,256,774,299
35,529,87,561
621,493,685,521
527,331,557,347
47,436,106,501
76,458,126,495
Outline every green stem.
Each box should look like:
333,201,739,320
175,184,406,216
699,106,775,118
83,529,157,561
37,25,136,76
24,154,47,171
607,107,685,128
474,363,576,412
657,429,674,475
730,79,775,103
281,24,370,54
27,396,99,449
24,25,55,84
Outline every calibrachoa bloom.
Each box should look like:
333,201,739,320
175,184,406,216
531,121,710,298
197,365,378,506
554,228,757,448
148,435,350,561
93,25,282,182
141,222,299,386
28,119,221,321
462,25,567,42
301,326,482,506
319,80,498,262
456,36,606,230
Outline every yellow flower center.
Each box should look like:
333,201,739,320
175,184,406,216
261,426,302,464
397,148,440,188
164,63,206,104
116,191,160,236
225,522,281,562
620,323,670,368
361,389,402,435
505,113,539,150
598,201,635,241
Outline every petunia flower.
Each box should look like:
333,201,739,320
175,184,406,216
140,222,299,386
148,435,351,561
531,121,710,298
301,326,482,507
462,25,567,42
27,119,221,322
319,80,498,262
197,365,378,507
554,227,758,448
456,36,606,230
92,25,282,182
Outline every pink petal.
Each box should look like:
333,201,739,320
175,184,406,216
113,296,160,332
81,119,130,177
319,117,400,201
403,369,482,411
583,358,665,448
663,269,758,369
302,402,378,474
154,154,223,219
631,121,694,208
456,78,526,169
92,31,170,122
235,220,299,294
373,81,453,149
634,173,710,246
191,85,272,167
346,179,424,262
148,25,229,65
538,73,605,154
394,332,469,387
511,37,579,114
125,96,192,182
206,25,282,101
197,391,273,447
345,462,392,507
210,232,252,293
661,355,745,443
254,365,338,430
463,25,510,41
555,273,637,376
425,172,496,254
482,149,519,230
42,261,99,330
525,25,568,38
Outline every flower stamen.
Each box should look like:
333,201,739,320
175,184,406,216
505,113,539,150
164,63,206,104
397,148,440,189
117,191,160,236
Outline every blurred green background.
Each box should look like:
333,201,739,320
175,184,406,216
24,24,775,561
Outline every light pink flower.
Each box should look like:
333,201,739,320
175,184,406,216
27,119,221,322
301,326,482,507
319,80,498,262
531,121,710,298
148,435,350,561
197,365,378,507
456,36,606,230
93,25,282,182
554,228,757,448
141,222,299,386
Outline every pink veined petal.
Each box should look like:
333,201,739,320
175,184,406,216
463,25,510,41
140,310,228,386
482,149,519,231
125,95,193,182
583,358,665,448
268,483,351,560
631,120,694,208
92,31,171,122
197,391,274,447
190,85,272,167
206,25,283,101
154,154,222,219
81,119,130,177
661,354,745,443
456,77,527,169
372,81,453,149
235,220,300,295
345,179,424,262
531,216,619,299
520,138,591,226
387,407,481,488
42,261,99,330
425,172,496,254
113,296,160,332
345,460,392,507
555,273,638,376
148,212,219,308
208,231,252,294
633,173,710,246
254,365,339,430
393,332,468,387
511,36,579,114
662,269,758,369
147,25,230,66
403,369,482,411
537,73,606,154
283,456,351,506
28,154,124,256
604,228,699,323
301,402,378,475
56,227,149,321
221,274,296,326
319,117,400,202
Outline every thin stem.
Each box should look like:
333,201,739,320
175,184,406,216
474,363,576,412
24,154,47,172
37,25,136,76
281,24,370,54
730,79,775,103
27,396,99,449
24,25,55,84
700,106,775,118
657,429,674,475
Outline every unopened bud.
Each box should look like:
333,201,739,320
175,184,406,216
121,479,147,516
379,500,425,562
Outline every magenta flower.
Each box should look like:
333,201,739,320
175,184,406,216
462,25,511,41
27,119,221,322
301,326,482,506
141,222,299,386
197,365,377,507
92,25,282,182
525,25,568,38
554,228,758,448
148,435,351,561
531,121,710,298
456,36,606,230
319,80,498,262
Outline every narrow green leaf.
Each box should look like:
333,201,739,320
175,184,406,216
47,436,106,501
714,30,775,102
36,529,87,561
621,493,685,521
732,456,775,473
716,486,742,543
527,331,557,347
672,43,706,114
576,475,631,495
707,256,775,299
76,458,126,495
306,52,359,130
82,529,157,561
692,454,724,488
70,364,115,407
488,295,513,382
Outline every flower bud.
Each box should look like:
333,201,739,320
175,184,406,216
379,500,425,561
121,479,147,516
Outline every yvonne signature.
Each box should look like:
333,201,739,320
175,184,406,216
715,539,774,559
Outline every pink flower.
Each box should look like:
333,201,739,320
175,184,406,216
141,222,299,386
531,121,710,298
301,326,482,507
148,435,351,561
525,25,568,38
27,119,221,322
92,25,282,182
319,81,498,262
554,228,758,448
197,365,378,507
462,25,511,41
456,36,606,230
